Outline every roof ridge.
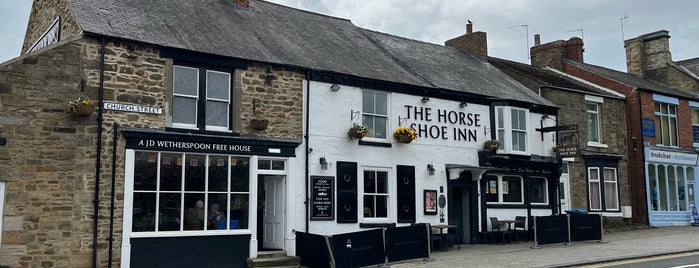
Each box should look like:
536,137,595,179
256,0,351,22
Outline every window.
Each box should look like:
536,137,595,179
654,102,678,147
485,175,523,204
587,102,600,143
587,167,619,211
649,164,692,212
363,170,388,218
131,151,249,233
173,65,232,132
362,91,388,139
529,177,548,204
496,107,528,153
692,107,699,147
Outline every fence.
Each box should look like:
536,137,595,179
532,214,604,248
295,224,430,268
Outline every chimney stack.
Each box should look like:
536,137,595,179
232,0,249,8
534,34,541,46
530,36,584,70
445,21,488,60
624,30,671,77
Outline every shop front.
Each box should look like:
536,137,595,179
119,128,300,268
645,147,698,226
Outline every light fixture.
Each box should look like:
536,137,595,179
421,96,430,103
320,156,328,170
330,84,341,92
459,102,468,108
427,164,435,175
0,137,5,145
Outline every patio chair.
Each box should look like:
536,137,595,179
488,217,510,244
510,216,527,242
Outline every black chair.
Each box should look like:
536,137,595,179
447,220,461,250
510,216,527,242
427,223,444,251
488,217,510,244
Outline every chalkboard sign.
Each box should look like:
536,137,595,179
311,176,334,220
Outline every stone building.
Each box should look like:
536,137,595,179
0,0,561,267
531,35,699,226
489,56,632,229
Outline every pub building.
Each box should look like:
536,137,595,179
0,0,559,267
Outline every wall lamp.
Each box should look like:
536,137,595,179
421,96,430,103
320,156,328,170
330,84,341,92
427,164,435,176
0,137,6,145
459,102,468,108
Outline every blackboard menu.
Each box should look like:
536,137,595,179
311,176,334,220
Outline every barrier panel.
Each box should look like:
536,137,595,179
569,213,602,242
534,215,569,245
533,214,604,248
295,225,430,268
385,224,430,263
295,232,332,268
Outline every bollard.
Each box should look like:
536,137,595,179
531,216,540,249
346,239,353,268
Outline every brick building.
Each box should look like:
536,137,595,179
531,34,699,226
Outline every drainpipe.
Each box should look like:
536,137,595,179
304,72,311,233
92,37,106,268
108,122,119,268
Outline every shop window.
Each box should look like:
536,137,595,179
654,101,678,147
692,108,699,147
363,170,389,218
587,167,619,211
486,175,523,204
496,107,528,153
172,65,232,132
258,159,285,171
362,90,388,139
649,164,693,212
131,151,249,233
529,177,548,204
587,102,600,143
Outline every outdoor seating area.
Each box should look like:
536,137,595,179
487,216,528,244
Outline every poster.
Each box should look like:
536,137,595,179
310,176,334,220
424,190,437,215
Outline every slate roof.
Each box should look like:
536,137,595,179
488,57,623,100
566,60,699,101
67,0,553,107
676,57,699,77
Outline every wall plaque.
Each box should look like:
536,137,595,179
311,176,334,220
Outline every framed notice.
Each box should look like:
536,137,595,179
310,176,334,220
424,190,437,215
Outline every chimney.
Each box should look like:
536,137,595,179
232,0,249,8
445,21,488,60
624,30,671,77
530,36,584,70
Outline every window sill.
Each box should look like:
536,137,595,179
587,142,608,148
359,223,396,228
130,229,251,238
358,139,392,148
165,127,241,137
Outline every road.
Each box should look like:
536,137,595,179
580,251,699,268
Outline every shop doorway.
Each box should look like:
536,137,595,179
258,175,285,250
559,162,570,213
447,172,479,244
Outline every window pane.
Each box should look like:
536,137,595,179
231,157,250,192
376,196,388,217
206,71,230,100
375,92,387,115
258,159,271,170
374,116,387,139
364,195,375,217
590,182,601,210
649,164,658,211
207,194,227,230
132,193,156,232
362,91,374,114
206,100,229,128
271,160,285,170
158,193,182,231
670,117,677,146
173,96,197,125
603,168,618,210
529,177,547,204
677,167,686,211
588,104,599,142
658,165,668,211
364,171,376,194
160,153,182,191
486,176,498,202
185,154,206,191
502,176,522,203
669,167,677,210
134,152,157,191
183,194,205,230
208,155,229,192
229,194,249,229
174,66,198,96
692,109,699,125
497,108,504,128
377,172,387,193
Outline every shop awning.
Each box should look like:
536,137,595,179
445,164,493,181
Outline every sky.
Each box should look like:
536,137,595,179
1,0,698,72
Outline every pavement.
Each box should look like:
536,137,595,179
383,225,699,268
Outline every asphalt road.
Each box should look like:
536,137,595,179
581,251,699,268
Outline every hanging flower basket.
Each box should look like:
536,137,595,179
393,126,416,143
483,140,502,153
250,118,269,130
66,92,95,117
347,124,368,140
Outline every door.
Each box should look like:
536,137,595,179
559,162,571,213
261,175,285,250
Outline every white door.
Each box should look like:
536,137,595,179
262,175,285,250
559,162,571,213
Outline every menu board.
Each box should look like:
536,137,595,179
311,176,334,220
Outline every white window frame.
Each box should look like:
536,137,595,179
587,167,620,212
486,175,524,205
205,70,232,132
529,177,549,205
653,94,679,147
588,167,602,211
496,106,529,154
361,90,389,140
603,168,620,211
172,65,232,132
361,168,391,222
172,65,200,130
690,101,699,148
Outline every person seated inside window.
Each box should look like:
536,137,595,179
208,203,224,230
184,200,204,230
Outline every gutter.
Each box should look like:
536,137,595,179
92,37,106,268
108,122,119,268
304,72,311,233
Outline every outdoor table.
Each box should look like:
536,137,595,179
432,224,457,251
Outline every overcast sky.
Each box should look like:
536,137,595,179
2,0,698,71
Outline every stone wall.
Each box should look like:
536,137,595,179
21,0,81,55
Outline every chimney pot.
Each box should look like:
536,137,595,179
466,23,473,34
534,34,541,45
232,0,249,8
